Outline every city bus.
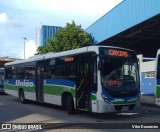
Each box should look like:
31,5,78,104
155,49,160,106
4,46,140,114
0,68,4,93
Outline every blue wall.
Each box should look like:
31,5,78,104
40,25,62,46
86,0,160,44
141,72,155,96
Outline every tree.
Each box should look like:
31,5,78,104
36,21,93,54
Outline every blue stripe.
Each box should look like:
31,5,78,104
45,79,75,88
91,90,97,94
102,87,114,101
157,79,160,85
5,79,35,85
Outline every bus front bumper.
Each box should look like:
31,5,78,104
96,100,140,113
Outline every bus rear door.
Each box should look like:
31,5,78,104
76,54,93,111
36,62,44,102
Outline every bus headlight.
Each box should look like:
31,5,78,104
101,93,110,103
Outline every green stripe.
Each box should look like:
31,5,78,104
4,83,35,92
44,85,74,96
111,99,138,104
5,83,97,100
91,94,96,100
156,85,160,97
4,83,18,91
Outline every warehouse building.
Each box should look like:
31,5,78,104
85,0,160,104
40,25,62,46
86,0,160,58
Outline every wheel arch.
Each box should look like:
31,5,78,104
18,88,24,97
61,92,74,109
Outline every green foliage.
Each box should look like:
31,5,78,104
36,45,53,54
36,21,93,54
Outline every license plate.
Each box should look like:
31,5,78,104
122,106,129,111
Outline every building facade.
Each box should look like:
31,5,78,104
0,57,19,68
40,25,62,46
137,55,156,96
85,0,160,103
85,0,160,57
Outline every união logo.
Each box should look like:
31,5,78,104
16,80,34,87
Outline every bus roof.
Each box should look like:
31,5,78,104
5,45,135,66
143,57,156,61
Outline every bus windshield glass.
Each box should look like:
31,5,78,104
0,69,4,80
99,48,139,97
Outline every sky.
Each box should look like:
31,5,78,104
0,0,123,59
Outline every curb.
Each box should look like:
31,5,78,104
141,103,160,108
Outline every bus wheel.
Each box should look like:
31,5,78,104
66,95,75,114
62,94,67,110
19,90,26,104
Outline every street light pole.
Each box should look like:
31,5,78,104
23,37,27,59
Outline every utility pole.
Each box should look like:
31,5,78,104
23,37,27,59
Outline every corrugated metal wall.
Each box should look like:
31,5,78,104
40,26,62,46
86,0,160,44
141,72,155,95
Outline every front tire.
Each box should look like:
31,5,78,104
66,95,75,114
19,90,26,104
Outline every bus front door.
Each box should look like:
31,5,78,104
76,60,90,111
36,65,44,102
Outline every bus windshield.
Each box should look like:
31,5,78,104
99,48,139,98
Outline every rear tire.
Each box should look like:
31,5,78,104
66,95,75,114
19,90,26,104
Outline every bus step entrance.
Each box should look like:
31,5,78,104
77,108,89,112
76,91,89,110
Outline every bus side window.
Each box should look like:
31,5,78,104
91,59,97,92
12,68,17,79
157,55,160,79
44,65,55,79
5,67,12,79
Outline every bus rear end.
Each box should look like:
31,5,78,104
97,47,140,113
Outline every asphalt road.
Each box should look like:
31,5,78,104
0,94,160,131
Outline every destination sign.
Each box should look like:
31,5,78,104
108,50,128,57
99,48,136,58
65,57,74,62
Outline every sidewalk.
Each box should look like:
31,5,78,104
140,95,154,104
140,95,160,108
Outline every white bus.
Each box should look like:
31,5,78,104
4,46,140,114
155,49,160,106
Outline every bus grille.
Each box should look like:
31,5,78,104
114,104,135,111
